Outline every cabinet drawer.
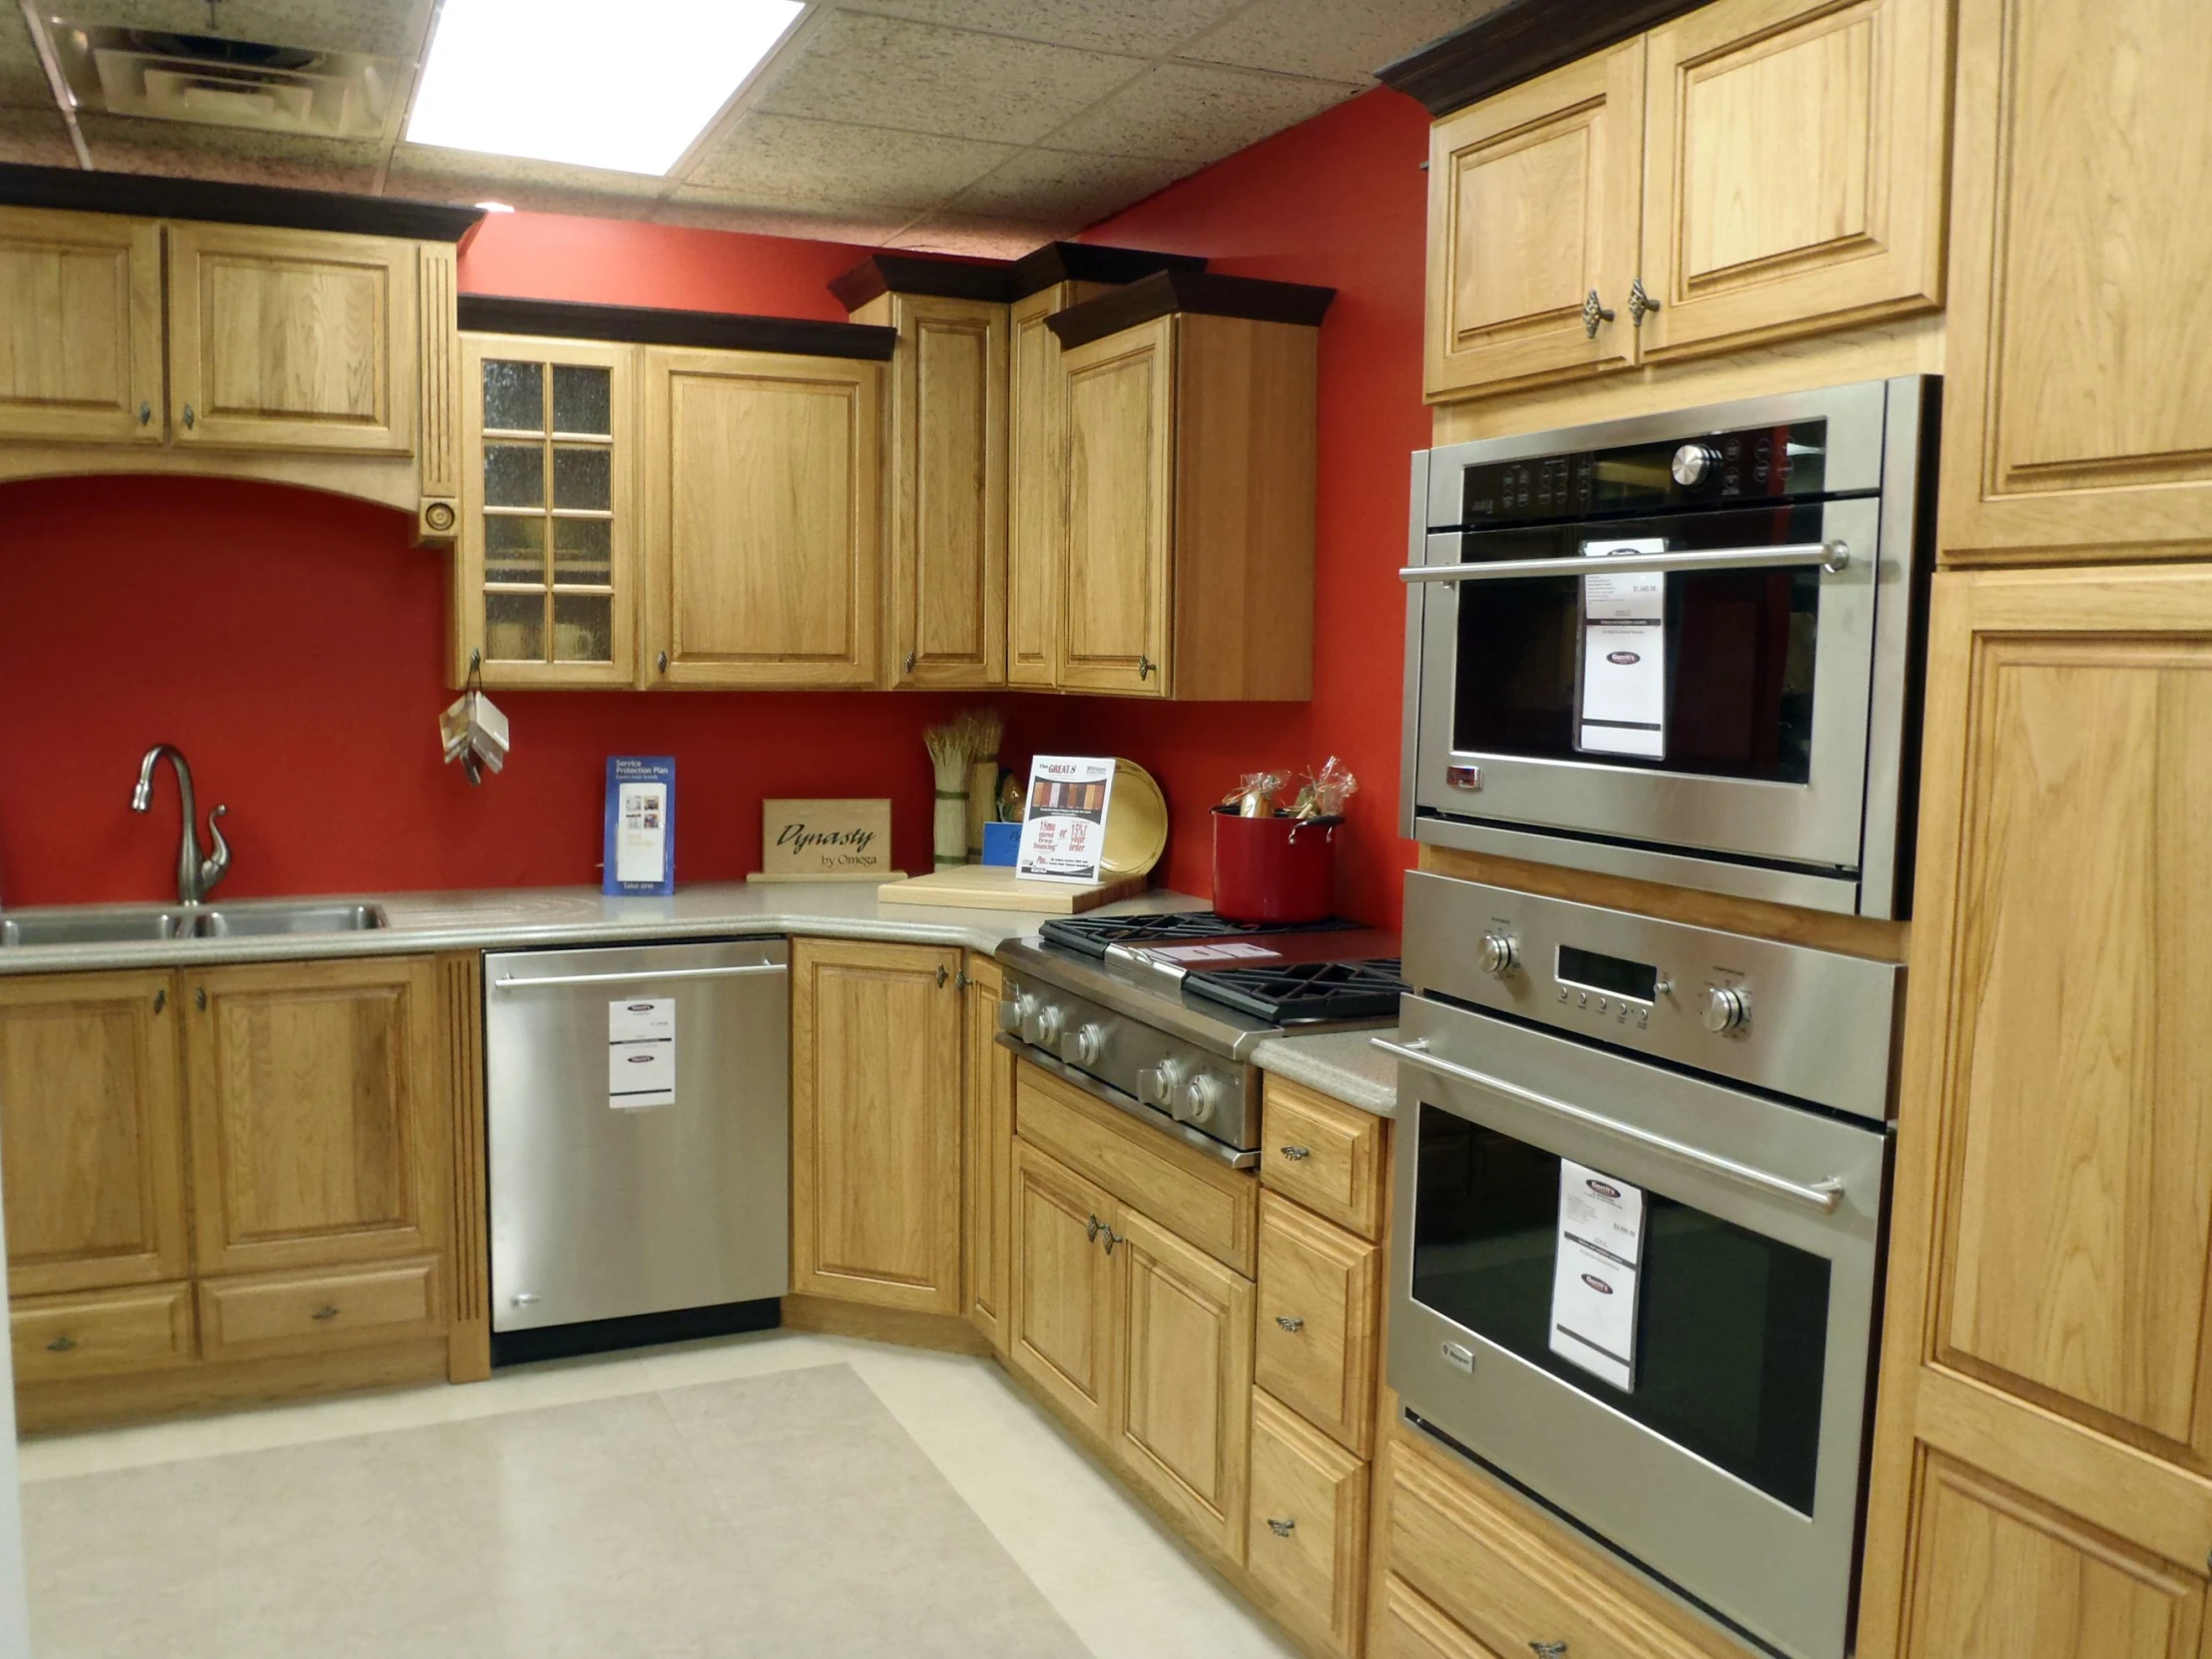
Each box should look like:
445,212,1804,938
1247,1388,1369,1658
1015,1061,1256,1275
1260,1079,1384,1239
1375,1573,1505,1659
1387,1434,1716,1659
1255,1191,1381,1456
198,1258,441,1360
11,1283,194,1382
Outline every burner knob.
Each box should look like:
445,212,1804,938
1068,1022,1108,1067
1699,983,1751,1035
997,993,1035,1035
1478,931,1518,977
1182,1072,1228,1126
1672,441,1722,487
1139,1057,1187,1109
1025,1002,1066,1048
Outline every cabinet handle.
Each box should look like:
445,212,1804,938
935,964,950,988
1530,1644,1569,1659
152,987,166,1013
1581,290,1614,338
1137,655,1155,680
1279,1145,1311,1162
182,403,196,429
953,968,969,991
1629,276,1660,327
1102,1227,1123,1256
657,650,669,674
902,651,916,675
137,400,152,425
44,1336,76,1354
195,987,207,1011
1266,1516,1296,1538
1086,1214,1104,1243
310,1306,340,1322
1276,1315,1305,1334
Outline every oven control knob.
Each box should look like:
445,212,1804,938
1182,1073,1228,1126
1070,1023,1107,1066
1700,983,1751,1035
1139,1057,1187,1109
998,993,1035,1035
1478,931,1518,977
1671,442,1722,487
1024,1002,1066,1048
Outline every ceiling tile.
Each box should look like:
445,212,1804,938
688,113,1016,215
832,0,1250,57
390,143,668,198
894,211,1077,259
0,16,55,109
949,146,1191,225
1178,0,1512,83
1043,61,1360,164
45,0,427,57
77,113,381,189
760,11,1144,147
0,106,79,167
656,190,903,247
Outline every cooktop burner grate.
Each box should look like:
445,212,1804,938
1038,910,1360,958
1184,958,1406,1023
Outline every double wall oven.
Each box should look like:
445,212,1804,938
1382,874,1900,1659
1401,376,1936,917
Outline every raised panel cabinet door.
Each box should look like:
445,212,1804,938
790,939,963,1313
1940,0,2212,558
186,957,448,1278
642,347,882,688
0,971,187,1297
1254,1190,1382,1457
1007,1138,1119,1438
1636,0,1948,359
1898,1452,2207,1659
1111,1203,1255,1560
1246,1387,1371,1658
1008,285,1072,688
963,954,1013,1349
0,207,163,444
1423,39,1644,400
165,222,417,455
1059,316,1174,697
884,293,1007,688
456,332,639,690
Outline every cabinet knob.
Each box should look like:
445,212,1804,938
1137,655,1155,680
902,651,916,675
310,1305,340,1322
182,403,197,429
1530,1644,1569,1659
1275,1315,1305,1334
657,650,669,674
44,1335,76,1354
137,400,152,425
152,987,166,1013
935,964,950,988
1279,1145,1311,1162
1266,1517,1296,1537
1086,1214,1103,1243
1581,290,1614,339
195,987,207,1011
1629,276,1660,327
1101,1226,1122,1256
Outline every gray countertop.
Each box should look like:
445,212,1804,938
0,881,1210,976
1253,1028,1399,1117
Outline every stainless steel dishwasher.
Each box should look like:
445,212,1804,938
483,937,789,1364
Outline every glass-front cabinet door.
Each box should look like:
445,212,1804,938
457,334,637,687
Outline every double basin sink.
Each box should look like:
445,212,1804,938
0,900,387,948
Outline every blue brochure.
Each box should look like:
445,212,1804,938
603,757,676,895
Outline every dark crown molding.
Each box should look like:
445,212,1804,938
457,294,897,360
0,160,484,243
1044,270,1335,350
1005,242,1207,300
829,253,1011,309
1376,0,1706,118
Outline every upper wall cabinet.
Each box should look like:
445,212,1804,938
0,208,163,445
1047,272,1330,702
1423,0,1950,401
1938,0,2212,562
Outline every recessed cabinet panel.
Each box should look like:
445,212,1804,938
0,207,163,444
1424,42,1643,399
1007,285,1074,689
1638,0,1947,358
1060,317,1174,696
1008,1139,1118,1436
166,222,416,455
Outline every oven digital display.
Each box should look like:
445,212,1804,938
1555,944,1659,1004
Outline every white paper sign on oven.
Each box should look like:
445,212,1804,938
1548,1159,1647,1390
1579,538,1668,760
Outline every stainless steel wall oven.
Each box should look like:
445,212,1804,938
1400,376,1937,917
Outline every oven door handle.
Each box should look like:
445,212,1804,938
1399,539,1850,584
1373,1036,1847,1214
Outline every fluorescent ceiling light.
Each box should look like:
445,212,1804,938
407,0,804,175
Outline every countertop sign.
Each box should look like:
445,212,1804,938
755,798,893,882
603,757,675,897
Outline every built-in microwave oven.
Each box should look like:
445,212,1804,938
1399,377,1937,917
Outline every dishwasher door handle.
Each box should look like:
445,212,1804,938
492,962,789,991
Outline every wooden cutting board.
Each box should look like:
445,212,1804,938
877,865,1147,913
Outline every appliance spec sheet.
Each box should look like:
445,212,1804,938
1548,1159,1647,1390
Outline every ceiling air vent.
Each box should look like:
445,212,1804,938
44,22,397,140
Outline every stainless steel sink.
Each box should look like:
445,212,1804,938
0,906,192,946
191,902,388,937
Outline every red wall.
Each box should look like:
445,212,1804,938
0,88,1430,924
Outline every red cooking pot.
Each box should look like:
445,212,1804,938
1211,807,1339,923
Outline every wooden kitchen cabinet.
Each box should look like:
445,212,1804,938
455,332,638,689
1053,275,1326,702
165,221,418,455
1254,1190,1382,1458
0,206,163,445
1936,0,2212,561
1856,564,2212,1659
790,938,964,1314
963,953,1013,1351
0,969,188,1297
1423,41,1645,399
1009,1138,1119,1438
1421,0,1949,400
1248,1387,1371,1659
1006,281,1103,688
186,956,448,1280
641,345,883,689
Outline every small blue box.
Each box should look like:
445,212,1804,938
982,821,1021,866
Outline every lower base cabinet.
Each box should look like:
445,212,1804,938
1248,1387,1370,1656
9,1283,195,1383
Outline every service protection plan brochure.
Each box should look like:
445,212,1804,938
604,756,675,896
1548,1160,1646,1390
